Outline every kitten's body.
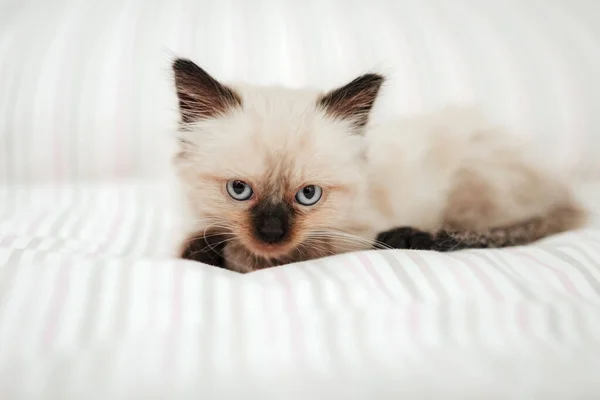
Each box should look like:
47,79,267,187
367,107,585,234
172,59,587,273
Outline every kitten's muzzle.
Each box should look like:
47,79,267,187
251,201,292,245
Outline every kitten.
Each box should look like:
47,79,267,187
171,58,587,273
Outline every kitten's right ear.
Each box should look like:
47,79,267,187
172,58,242,124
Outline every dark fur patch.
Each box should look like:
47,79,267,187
172,58,242,124
376,227,486,252
317,73,385,129
180,231,227,267
250,201,294,244
376,204,588,252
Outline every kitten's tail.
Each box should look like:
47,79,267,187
441,200,589,249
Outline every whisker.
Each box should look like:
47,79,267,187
307,232,375,246
303,236,355,255
307,236,356,250
306,229,393,251
301,241,336,257
181,230,236,245
307,235,373,245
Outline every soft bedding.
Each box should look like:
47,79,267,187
1,181,600,398
3,0,600,398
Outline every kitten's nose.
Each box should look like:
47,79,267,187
257,217,286,244
251,201,291,245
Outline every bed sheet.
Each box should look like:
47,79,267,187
1,181,600,399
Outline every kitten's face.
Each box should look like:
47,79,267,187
172,59,383,270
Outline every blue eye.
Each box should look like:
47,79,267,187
226,180,253,201
295,185,322,206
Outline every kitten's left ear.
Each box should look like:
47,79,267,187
317,73,385,129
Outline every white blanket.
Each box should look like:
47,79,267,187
1,182,600,399
3,0,600,398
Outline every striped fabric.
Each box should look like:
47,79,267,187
2,182,600,398
3,0,600,398
1,0,600,183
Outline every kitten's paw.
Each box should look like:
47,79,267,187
180,234,226,267
376,227,437,250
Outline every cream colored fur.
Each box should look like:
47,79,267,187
174,80,586,272
366,106,584,233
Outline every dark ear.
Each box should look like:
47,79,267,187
317,73,384,129
172,58,242,124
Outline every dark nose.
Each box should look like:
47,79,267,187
251,201,292,245
257,217,286,244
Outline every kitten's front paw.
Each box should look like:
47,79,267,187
376,227,437,250
180,233,226,268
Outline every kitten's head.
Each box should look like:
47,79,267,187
172,58,384,270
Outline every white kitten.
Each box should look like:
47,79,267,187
171,58,587,273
